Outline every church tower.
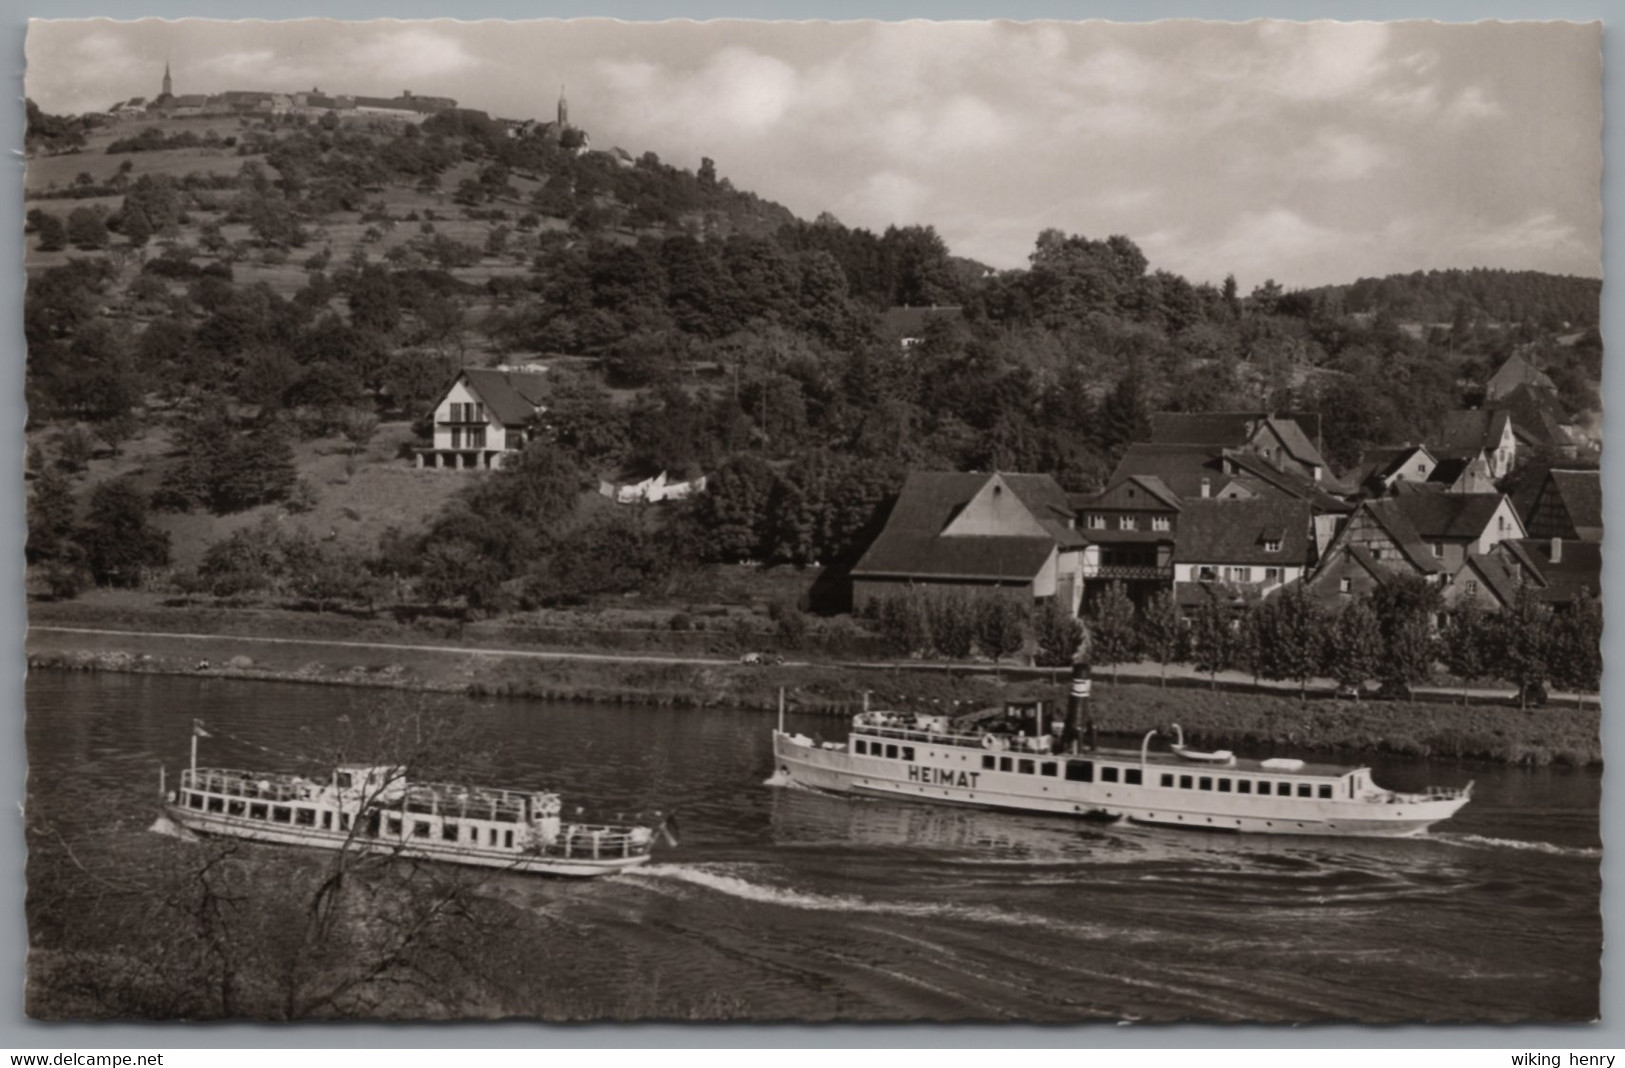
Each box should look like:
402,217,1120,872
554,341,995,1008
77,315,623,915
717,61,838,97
557,85,568,128
161,61,173,98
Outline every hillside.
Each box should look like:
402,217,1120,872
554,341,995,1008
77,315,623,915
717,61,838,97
1297,267,1601,329
22,97,1601,621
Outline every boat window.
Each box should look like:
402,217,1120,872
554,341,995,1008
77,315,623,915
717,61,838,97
1018,759,1035,775
413,821,430,838
295,808,316,827
207,796,225,813
1318,785,1333,799
470,827,479,842
442,822,460,842
388,817,403,836
1160,773,1174,788
249,803,267,820
340,813,351,831
1000,757,1014,773
1101,766,1119,783
1218,779,1232,793
489,828,498,846
1041,762,1058,777
227,800,245,816
188,793,204,810
1125,769,1142,786
1179,775,1193,789
855,740,867,755
273,806,291,823
321,812,332,830
901,747,915,762
982,755,996,770
337,772,353,789
1199,777,1213,791
1296,784,1312,798
1277,782,1293,796
1065,761,1093,783
885,744,898,759
1237,781,1251,795
504,830,514,849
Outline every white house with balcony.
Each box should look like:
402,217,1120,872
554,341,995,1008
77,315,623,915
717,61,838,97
417,366,549,470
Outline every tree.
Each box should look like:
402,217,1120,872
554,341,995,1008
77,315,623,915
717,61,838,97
1439,600,1494,705
1137,589,1180,687
1548,594,1602,709
1032,598,1085,668
926,591,976,660
873,590,930,658
35,213,65,252
1088,582,1138,683
1369,573,1441,695
975,596,1028,670
79,478,170,588
26,466,78,566
1187,602,1235,690
66,207,109,250
1326,600,1383,697
1255,586,1325,703
690,455,777,563
1498,583,1554,710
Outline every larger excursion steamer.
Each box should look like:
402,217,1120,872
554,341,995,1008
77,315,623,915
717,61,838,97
772,666,1472,838
163,721,667,876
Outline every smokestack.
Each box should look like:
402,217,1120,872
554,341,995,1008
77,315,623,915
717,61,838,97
1552,536,1563,564
1200,477,1211,499
1060,660,1094,753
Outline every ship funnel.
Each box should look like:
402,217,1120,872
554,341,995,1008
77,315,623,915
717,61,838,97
1060,660,1094,753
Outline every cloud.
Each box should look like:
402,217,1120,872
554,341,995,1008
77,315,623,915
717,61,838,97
347,25,481,80
844,170,930,227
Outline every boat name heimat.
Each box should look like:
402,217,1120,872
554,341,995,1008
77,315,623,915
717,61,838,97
907,765,980,789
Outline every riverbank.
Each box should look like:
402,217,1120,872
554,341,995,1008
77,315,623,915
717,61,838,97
27,622,1600,767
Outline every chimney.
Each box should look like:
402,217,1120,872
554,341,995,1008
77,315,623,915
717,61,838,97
1200,477,1211,499
1060,661,1093,754
1552,536,1563,564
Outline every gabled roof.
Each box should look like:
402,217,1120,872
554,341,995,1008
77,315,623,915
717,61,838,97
1387,492,1511,541
1219,449,1355,512
452,367,550,425
1490,384,1574,448
1486,352,1555,399
1079,473,1184,513
1173,498,1312,565
852,471,1078,582
1348,444,1433,489
1502,538,1602,603
1259,416,1328,470
880,305,963,339
1456,550,1525,609
1543,469,1604,539
1433,409,1512,459
1356,499,1447,574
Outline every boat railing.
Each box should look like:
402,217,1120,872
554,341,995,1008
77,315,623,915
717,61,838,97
180,768,318,803
853,723,1036,750
542,823,655,860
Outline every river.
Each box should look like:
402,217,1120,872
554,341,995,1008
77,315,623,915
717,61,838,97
24,671,1602,1023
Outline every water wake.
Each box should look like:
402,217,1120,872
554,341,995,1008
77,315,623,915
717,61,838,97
1435,833,1600,859
623,863,1126,938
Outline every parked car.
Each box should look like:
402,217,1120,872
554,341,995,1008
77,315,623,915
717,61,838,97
739,652,784,666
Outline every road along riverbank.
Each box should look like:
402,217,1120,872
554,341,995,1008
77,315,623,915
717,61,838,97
27,623,1599,767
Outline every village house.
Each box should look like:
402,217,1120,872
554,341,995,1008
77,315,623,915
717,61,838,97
1070,473,1180,606
1346,444,1438,497
1441,546,1528,613
1148,411,1336,485
1500,536,1603,607
1484,351,1556,403
417,366,549,470
1492,382,1584,457
1170,497,1314,612
1433,409,1516,478
850,471,1086,615
1522,468,1602,542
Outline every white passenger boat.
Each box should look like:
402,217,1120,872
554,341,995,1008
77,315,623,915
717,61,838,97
163,723,663,877
771,668,1472,838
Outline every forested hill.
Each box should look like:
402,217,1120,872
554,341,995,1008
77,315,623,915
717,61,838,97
1298,268,1601,328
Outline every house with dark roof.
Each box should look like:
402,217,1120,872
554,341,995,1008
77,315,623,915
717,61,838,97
1071,474,1179,605
1433,409,1516,478
880,305,963,349
1500,536,1602,607
1170,497,1314,608
1523,468,1602,542
1148,411,1336,485
1301,544,1400,609
1346,444,1437,496
1484,351,1555,402
1423,453,1498,495
850,471,1086,615
416,366,550,470
1310,492,1525,592
1490,383,1582,456
1442,547,1527,613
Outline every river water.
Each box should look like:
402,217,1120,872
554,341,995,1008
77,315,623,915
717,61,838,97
25,671,1601,1023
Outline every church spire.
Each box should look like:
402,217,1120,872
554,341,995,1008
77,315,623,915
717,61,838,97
161,60,172,98
557,85,568,128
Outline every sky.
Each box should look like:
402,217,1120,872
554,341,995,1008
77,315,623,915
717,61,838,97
24,18,1603,289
